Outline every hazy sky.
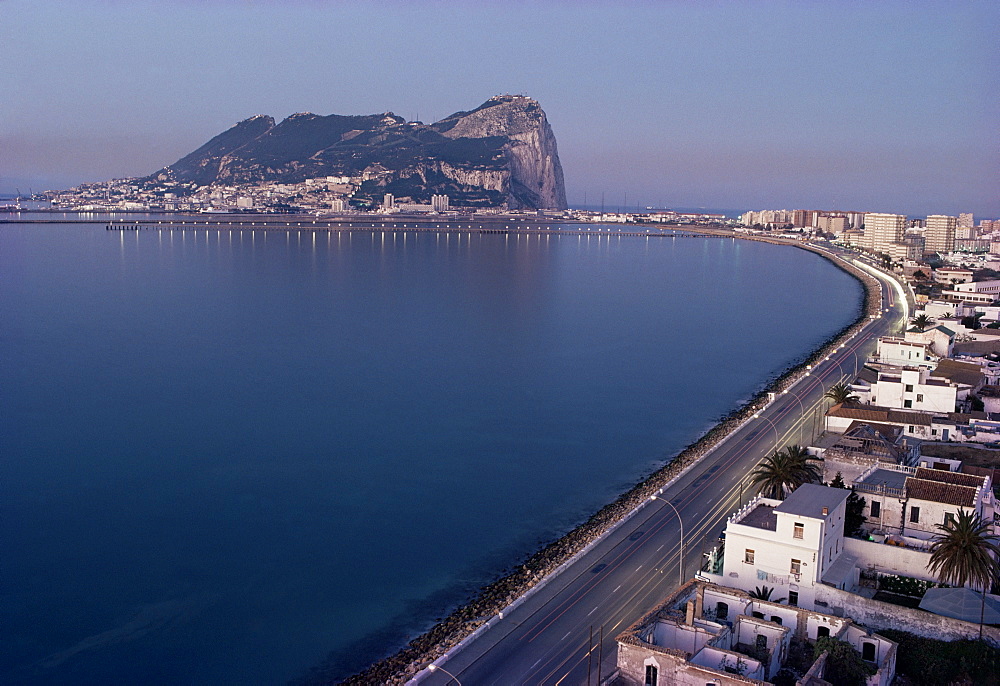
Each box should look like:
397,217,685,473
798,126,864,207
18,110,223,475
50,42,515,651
2,0,997,216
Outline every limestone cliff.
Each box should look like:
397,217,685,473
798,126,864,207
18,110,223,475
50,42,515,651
148,96,567,210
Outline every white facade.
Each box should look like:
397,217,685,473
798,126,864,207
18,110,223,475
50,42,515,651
864,213,907,253
866,367,958,413
953,279,1000,296
925,215,957,254
717,484,849,611
876,336,936,368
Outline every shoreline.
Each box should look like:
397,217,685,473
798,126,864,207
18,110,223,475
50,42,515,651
324,232,884,685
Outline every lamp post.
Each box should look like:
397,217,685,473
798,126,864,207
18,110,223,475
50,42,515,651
782,390,809,445
651,495,685,586
753,412,780,454
428,664,462,685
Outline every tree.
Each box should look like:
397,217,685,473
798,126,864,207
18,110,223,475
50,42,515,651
824,383,858,405
750,445,822,499
928,508,1000,638
913,269,928,281
911,313,934,332
749,585,787,603
829,472,866,536
814,637,877,686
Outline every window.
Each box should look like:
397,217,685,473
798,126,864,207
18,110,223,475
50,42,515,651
910,506,920,523
715,601,729,621
905,384,914,392
917,393,924,402
817,626,830,639
791,559,801,575
789,591,799,607
756,634,768,652
862,642,877,662
908,425,915,432
752,611,765,619
770,615,782,625
871,501,881,518
745,549,755,564
904,400,913,408
793,522,804,539
645,664,658,686
945,512,956,526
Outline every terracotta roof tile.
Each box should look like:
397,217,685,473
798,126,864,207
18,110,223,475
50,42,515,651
827,403,933,426
905,479,978,507
914,467,986,488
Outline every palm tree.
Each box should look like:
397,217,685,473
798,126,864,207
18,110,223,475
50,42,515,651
824,383,858,405
748,585,786,603
928,508,1000,638
911,313,934,332
749,445,821,499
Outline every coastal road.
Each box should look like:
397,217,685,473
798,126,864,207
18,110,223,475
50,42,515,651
419,250,908,686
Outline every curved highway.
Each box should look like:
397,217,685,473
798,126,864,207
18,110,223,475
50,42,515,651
418,246,909,685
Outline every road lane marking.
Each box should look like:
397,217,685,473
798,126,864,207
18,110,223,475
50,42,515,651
635,565,642,571
532,659,541,668
587,606,598,616
613,584,621,593
656,544,664,551
561,630,572,641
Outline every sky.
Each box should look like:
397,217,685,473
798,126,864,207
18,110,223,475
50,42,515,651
2,0,997,217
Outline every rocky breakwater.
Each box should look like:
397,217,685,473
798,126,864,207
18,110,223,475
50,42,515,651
144,95,567,210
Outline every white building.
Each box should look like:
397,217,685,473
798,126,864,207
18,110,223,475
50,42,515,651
864,213,907,254
854,465,994,550
714,484,850,611
615,582,897,686
952,279,1000,297
875,336,937,368
431,194,450,212
861,367,959,413
925,215,957,254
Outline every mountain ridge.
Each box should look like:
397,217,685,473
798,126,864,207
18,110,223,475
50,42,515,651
149,95,567,210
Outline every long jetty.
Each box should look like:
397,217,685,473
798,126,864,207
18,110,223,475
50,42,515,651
0,216,734,239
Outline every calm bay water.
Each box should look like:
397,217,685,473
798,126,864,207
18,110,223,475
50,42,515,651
1,222,861,684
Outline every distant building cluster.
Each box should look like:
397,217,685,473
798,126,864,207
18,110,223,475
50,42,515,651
740,208,1000,266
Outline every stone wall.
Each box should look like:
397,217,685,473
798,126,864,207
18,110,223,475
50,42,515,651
813,584,1000,644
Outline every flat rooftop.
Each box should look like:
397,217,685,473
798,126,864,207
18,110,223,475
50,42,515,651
859,468,908,491
738,504,777,531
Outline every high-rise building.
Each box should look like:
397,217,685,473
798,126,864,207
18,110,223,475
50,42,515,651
863,213,907,253
958,213,974,228
792,209,818,228
383,193,394,210
924,215,956,254
431,194,450,212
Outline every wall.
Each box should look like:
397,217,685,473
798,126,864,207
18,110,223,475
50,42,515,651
813,584,1000,644
843,537,935,581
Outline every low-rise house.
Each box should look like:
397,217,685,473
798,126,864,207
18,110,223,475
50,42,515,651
706,484,850,611
825,403,936,439
855,366,959,413
933,267,974,284
874,337,937,368
905,325,956,359
979,384,1000,413
615,581,896,686
814,421,920,484
931,359,986,398
853,464,994,543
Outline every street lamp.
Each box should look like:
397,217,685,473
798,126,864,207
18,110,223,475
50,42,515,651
428,664,462,685
651,495,685,586
753,413,780,454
